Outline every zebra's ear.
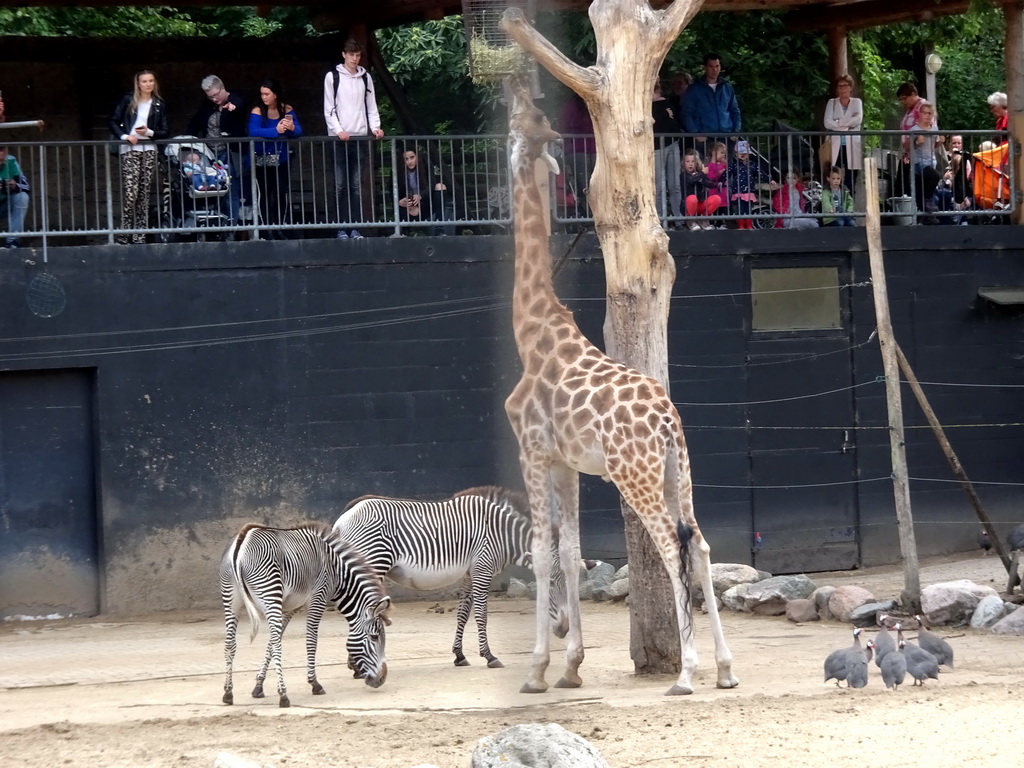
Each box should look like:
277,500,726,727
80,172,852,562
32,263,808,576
372,596,392,624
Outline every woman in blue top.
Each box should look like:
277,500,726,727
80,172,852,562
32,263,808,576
248,79,302,238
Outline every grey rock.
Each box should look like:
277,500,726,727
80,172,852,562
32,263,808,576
506,577,530,599
606,578,630,600
586,562,616,592
990,606,1024,636
785,598,819,622
970,594,1007,629
579,579,596,601
471,723,611,768
828,585,876,623
756,569,773,581
694,563,762,603
721,583,752,612
743,574,817,616
921,580,999,627
849,600,898,628
613,564,629,581
811,586,836,620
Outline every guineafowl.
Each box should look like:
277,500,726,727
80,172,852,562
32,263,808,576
880,638,908,691
914,615,954,669
824,627,867,687
977,528,992,556
873,615,896,668
897,624,939,686
1007,523,1024,553
846,640,874,689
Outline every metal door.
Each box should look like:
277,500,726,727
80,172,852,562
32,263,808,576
746,265,859,574
0,369,100,619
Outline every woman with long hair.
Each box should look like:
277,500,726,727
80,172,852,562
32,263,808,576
108,70,169,244
248,79,302,239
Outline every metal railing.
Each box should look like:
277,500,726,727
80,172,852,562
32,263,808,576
0,129,1015,249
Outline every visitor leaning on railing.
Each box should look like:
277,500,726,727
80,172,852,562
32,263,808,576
0,128,1015,248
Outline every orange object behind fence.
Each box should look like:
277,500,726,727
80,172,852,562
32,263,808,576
972,143,1010,210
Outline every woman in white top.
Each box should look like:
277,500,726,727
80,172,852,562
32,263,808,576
108,70,169,244
822,74,863,201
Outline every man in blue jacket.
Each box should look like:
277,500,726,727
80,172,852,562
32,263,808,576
682,52,742,160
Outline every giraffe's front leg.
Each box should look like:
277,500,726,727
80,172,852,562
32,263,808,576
552,468,583,689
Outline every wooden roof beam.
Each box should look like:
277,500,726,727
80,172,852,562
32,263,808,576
785,0,971,32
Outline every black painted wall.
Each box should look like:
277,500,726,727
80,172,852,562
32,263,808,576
1,227,1021,615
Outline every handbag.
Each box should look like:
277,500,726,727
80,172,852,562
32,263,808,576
254,153,281,167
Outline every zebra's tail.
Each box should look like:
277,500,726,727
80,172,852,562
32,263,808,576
232,531,262,644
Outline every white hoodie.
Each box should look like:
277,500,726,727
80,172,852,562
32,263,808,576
323,64,382,137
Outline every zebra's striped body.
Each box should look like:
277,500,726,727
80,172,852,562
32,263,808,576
220,522,391,707
333,485,567,667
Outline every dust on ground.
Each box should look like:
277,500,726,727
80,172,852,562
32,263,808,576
1,553,1021,768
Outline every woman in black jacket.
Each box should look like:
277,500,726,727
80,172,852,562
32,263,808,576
109,70,169,244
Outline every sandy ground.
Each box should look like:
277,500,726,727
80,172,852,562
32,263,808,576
1,554,1022,768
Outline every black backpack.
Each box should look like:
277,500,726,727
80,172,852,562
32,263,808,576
330,68,371,131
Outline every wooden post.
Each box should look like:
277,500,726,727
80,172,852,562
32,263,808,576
893,342,1016,580
863,157,921,612
1006,1,1023,225
826,25,848,84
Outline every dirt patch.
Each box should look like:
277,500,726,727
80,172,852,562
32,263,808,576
1,554,1021,768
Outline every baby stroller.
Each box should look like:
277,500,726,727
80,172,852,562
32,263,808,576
159,136,233,241
972,143,1010,213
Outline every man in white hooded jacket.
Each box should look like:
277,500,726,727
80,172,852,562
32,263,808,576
324,39,384,239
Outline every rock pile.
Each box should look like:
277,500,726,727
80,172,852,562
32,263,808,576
503,561,1024,635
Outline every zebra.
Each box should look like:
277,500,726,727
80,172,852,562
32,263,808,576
333,485,568,668
220,522,392,708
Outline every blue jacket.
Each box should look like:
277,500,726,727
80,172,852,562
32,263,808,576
682,78,741,135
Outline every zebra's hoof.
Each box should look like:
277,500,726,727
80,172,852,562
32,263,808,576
519,681,548,694
665,683,694,696
487,658,504,669
554,675,582,688
279,695,291,708
454,657,470,667
311,682,325,695
222,692,234,705
251,686,265,699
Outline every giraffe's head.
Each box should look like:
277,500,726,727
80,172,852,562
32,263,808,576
508,77,560,176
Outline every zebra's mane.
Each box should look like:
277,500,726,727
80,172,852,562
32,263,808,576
453,485,531,521
238,521,332,536
341,491,451,513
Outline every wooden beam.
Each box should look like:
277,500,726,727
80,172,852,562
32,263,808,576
786,0,972,32
863,156,921,613
826,25,847,83
1006,1,1023,226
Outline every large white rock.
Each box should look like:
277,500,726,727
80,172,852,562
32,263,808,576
721,583,752,612
742,574,817,616
921,580,999,626
694,563,763,604
471,723,611,768
969,594,1007,629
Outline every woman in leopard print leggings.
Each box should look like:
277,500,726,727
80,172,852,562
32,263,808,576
109,70,169,244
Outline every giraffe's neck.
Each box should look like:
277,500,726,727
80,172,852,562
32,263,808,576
510,161,576,359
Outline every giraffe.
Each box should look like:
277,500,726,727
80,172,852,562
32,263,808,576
503,80,738,696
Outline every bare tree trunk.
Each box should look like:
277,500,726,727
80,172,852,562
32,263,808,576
503,0,704,675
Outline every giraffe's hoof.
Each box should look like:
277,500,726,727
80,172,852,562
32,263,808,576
519,681,549,694
716,675,739,689
554,675,582,689
278,695,291,708
665,683,694,696
251,686,265,699
486,658,504,669
454,657,470,667
222,692,234,705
